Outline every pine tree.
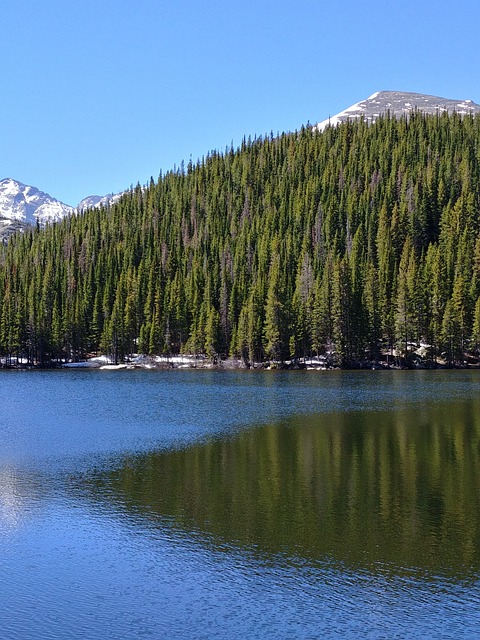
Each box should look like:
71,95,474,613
263,241,287,362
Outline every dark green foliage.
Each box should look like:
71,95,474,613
1,112,480,366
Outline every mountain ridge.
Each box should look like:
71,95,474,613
314,90,480,131
2,90,480,238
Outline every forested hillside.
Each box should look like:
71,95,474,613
1,111,480,367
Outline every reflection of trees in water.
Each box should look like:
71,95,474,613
85,399,480,576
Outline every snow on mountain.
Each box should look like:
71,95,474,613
0,178,74,225
77,192,123,212
0,178,125,240
315,90,480,131
0,217,27,241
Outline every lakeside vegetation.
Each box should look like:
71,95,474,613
1,112,480,368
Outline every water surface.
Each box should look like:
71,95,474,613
1,370,480,638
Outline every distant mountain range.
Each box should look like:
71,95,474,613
0,178,122,239
77,192,123,212
2,90,479,240
0,178,74,224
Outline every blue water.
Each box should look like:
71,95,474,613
1,369,480,639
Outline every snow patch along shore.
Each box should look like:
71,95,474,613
62,354,229,370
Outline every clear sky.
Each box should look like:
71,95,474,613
1,0,480,206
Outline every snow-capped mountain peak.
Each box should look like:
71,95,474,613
315,90,480,131
0,178,125,239
0,178,74,225
77,192,123,212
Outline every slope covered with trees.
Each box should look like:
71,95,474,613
1,111,480,367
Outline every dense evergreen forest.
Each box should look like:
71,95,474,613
1,111,480,368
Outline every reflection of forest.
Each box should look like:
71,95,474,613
86,399,480,576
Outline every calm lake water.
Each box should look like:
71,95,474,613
1,369,480,639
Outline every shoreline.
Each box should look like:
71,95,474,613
1,354,479,371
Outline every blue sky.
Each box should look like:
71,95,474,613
2,0,480,206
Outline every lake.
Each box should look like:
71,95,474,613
1,369,480,638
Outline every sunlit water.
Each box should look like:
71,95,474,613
1,369,480,638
